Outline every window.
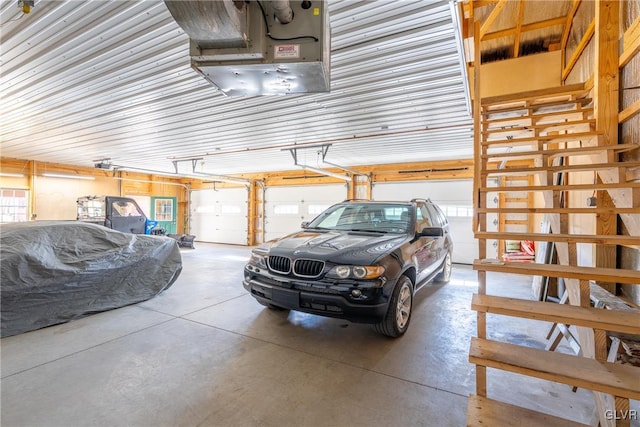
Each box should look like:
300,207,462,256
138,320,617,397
426,203,446,227
441,205,473,217
1,189,28,222
383,207,408,220
274,204,298,215
154,199,173,221
77,198,104,219
113,200,143,217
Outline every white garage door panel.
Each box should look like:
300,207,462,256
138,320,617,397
191,188,248,245
264,184,346,242
372,181,477,264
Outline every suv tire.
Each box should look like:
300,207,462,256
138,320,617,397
435,251,452,283
374,275,413,338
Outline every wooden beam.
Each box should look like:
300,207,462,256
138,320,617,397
623,15,640,52
561,0,582,72
619,98,640,124
247,181,258,246
473,20,482,236
594,1,620,295
561,19,595,81
619,20,640,68
479,0,507,41
512,0,525,58
470,0,499,8
483,16,566,42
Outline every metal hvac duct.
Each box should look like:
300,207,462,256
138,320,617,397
271,0,293,24
164,1,249,49
164,0,330,96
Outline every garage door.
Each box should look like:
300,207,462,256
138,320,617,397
264,184,346,242
372,181,477,264
191,188,248,245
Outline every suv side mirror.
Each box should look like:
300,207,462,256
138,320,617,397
420,227,443,237
301,221,310,229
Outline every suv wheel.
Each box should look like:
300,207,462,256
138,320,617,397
374,276,413,338
435,251,452,283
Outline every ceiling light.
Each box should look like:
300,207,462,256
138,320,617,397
0,172,25,177
42,173,95,180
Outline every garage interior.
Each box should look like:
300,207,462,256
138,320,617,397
1,1,639,426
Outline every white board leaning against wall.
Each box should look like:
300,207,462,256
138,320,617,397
372,180,477,264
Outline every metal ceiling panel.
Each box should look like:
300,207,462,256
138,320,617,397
0,0,473,176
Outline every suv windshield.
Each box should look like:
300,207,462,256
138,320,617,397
307,203,411,234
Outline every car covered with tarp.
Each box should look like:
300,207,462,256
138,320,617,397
1,221,182,337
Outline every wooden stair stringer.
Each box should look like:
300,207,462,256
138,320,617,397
541,188,617,426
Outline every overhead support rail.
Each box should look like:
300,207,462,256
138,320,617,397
284,143,367,181
93,159,251,186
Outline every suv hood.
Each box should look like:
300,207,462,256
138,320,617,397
264,230,407,264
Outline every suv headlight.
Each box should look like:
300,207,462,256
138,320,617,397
249,253,267,269
327,265,385,279
334,265,351,278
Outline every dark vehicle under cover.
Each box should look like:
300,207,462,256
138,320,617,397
1,221,182,337
243,199,453,337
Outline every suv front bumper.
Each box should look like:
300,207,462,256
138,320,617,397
243,270,388,324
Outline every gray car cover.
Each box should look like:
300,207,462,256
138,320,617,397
1,221,182,337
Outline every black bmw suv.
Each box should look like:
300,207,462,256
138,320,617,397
243,199,453,337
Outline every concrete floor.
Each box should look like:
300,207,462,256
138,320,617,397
0,243,610,426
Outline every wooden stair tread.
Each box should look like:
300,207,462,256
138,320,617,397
474,232,640,247
483,119,595,135
482,107,594,125
482,160,640,176
471,294,640,335
479,182,640,192
478,207,640,214
480,83,588,106
482,98,592,116
466,395,590,427
482,131,599,147
473,259,640,284
469,338,640,399
482,143,638,161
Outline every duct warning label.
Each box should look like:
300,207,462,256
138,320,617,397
274,44,300,59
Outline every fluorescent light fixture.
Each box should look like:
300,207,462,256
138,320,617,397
0,172,25,177
300,165,351,181
42,173,95,180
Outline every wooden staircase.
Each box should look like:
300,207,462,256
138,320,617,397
469,85,640,426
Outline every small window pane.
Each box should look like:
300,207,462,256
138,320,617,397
0,188,29,222
274,204,298,215
154,199,173,221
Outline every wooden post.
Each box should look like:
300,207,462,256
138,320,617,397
29,161,36,220
473,19,487,398
247,180,258,246
594,0,619,294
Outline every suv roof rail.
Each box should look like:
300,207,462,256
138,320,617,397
342,198,371,202
410,198,431,203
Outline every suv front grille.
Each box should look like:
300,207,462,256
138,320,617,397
268,256,291,274
293,259,325,278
